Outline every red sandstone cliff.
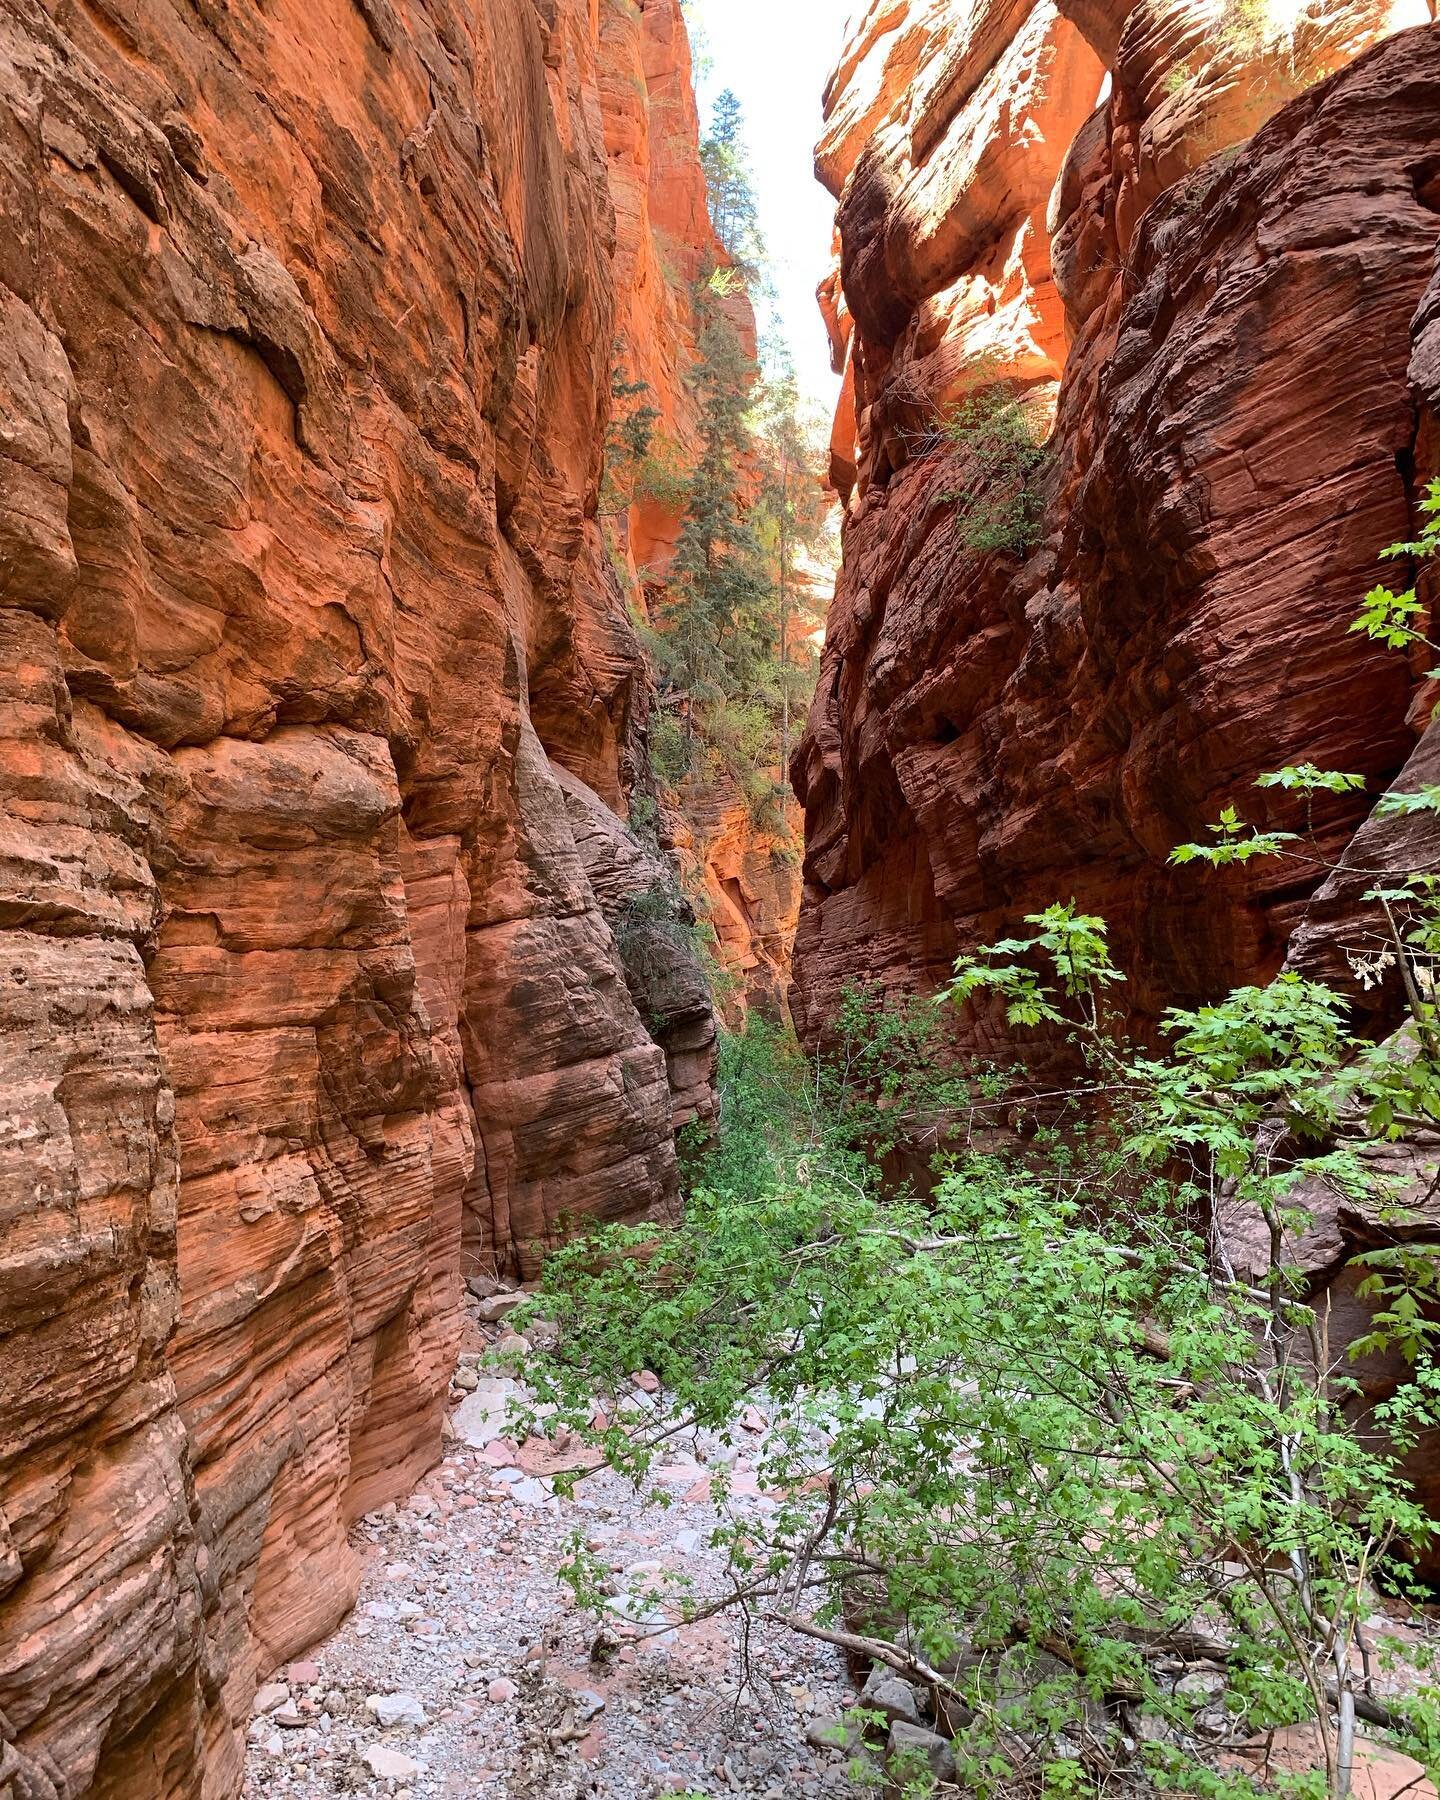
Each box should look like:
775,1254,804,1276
671,789,803,1023
0,0,724,1792
793,0,1440,1058
590,0,800,1020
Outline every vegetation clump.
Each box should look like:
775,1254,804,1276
940,377,1050,556
509,490,1440,1800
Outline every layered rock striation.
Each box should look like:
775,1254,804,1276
793,0,1440,1058
0,0,721,1793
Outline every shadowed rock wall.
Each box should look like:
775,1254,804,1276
0,0,720,1792
793,0,1440,1059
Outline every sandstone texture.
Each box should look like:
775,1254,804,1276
793,2,1440,1059
0,0,721,1793
672,790,803,1025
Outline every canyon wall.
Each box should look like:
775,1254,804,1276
671,789,802,1023
0,0,722,1793
593,0,802,1022
793,0,1440,1058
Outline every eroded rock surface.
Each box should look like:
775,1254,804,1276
0,0,720,1793
673,791,803,1025
793,4,1440,1058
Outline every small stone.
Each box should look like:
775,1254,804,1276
453,1366,480,1392
806,1717,862,1754
631,1369,660,1394
1176,1668,1227,1702
487,1678,517,1704
575,1689,607,1721
253,1683,290,1716
364,1745,421,1781
474,1291,526,1324
861,1669,922,1729
365,1691,428,1729
272,1703,305,1729
887,1722,956,1786
286,1661,321,1686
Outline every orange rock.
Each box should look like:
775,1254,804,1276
671,788,804,1024
0,0,723,1794
1224,1724,1438,1800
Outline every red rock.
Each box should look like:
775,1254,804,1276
1224,1725,1438,1800
0,0,724,1793
672,788,804,1024
794,21,1440,1067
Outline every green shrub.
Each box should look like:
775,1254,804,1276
510,491,1440,1800
632,433,692,512
650,709,695,787
520,932,1440,1800
940,380,1049,556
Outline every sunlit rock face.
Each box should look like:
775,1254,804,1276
0,0,722,1792
671,793,804,1026
793,0,1440,1059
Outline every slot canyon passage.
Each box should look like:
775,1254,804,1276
8,0,1440,1795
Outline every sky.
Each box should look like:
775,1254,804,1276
687,0,853,418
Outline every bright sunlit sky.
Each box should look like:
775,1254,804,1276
687,0,854,418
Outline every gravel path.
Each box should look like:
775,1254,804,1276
241,1297,865,1800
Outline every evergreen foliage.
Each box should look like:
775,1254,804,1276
701,88,765,273
608,89,834,829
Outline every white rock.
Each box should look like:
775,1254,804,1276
365,1691,428,1729
252,1683,290,1716
364,1745,421,1780
453,1378,522,1449
474,1291,527,1324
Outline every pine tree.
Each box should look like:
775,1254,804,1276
754,364,833,777
653,294,772,774
701,90,764,272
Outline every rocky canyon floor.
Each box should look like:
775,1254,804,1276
240,1294,862,1800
